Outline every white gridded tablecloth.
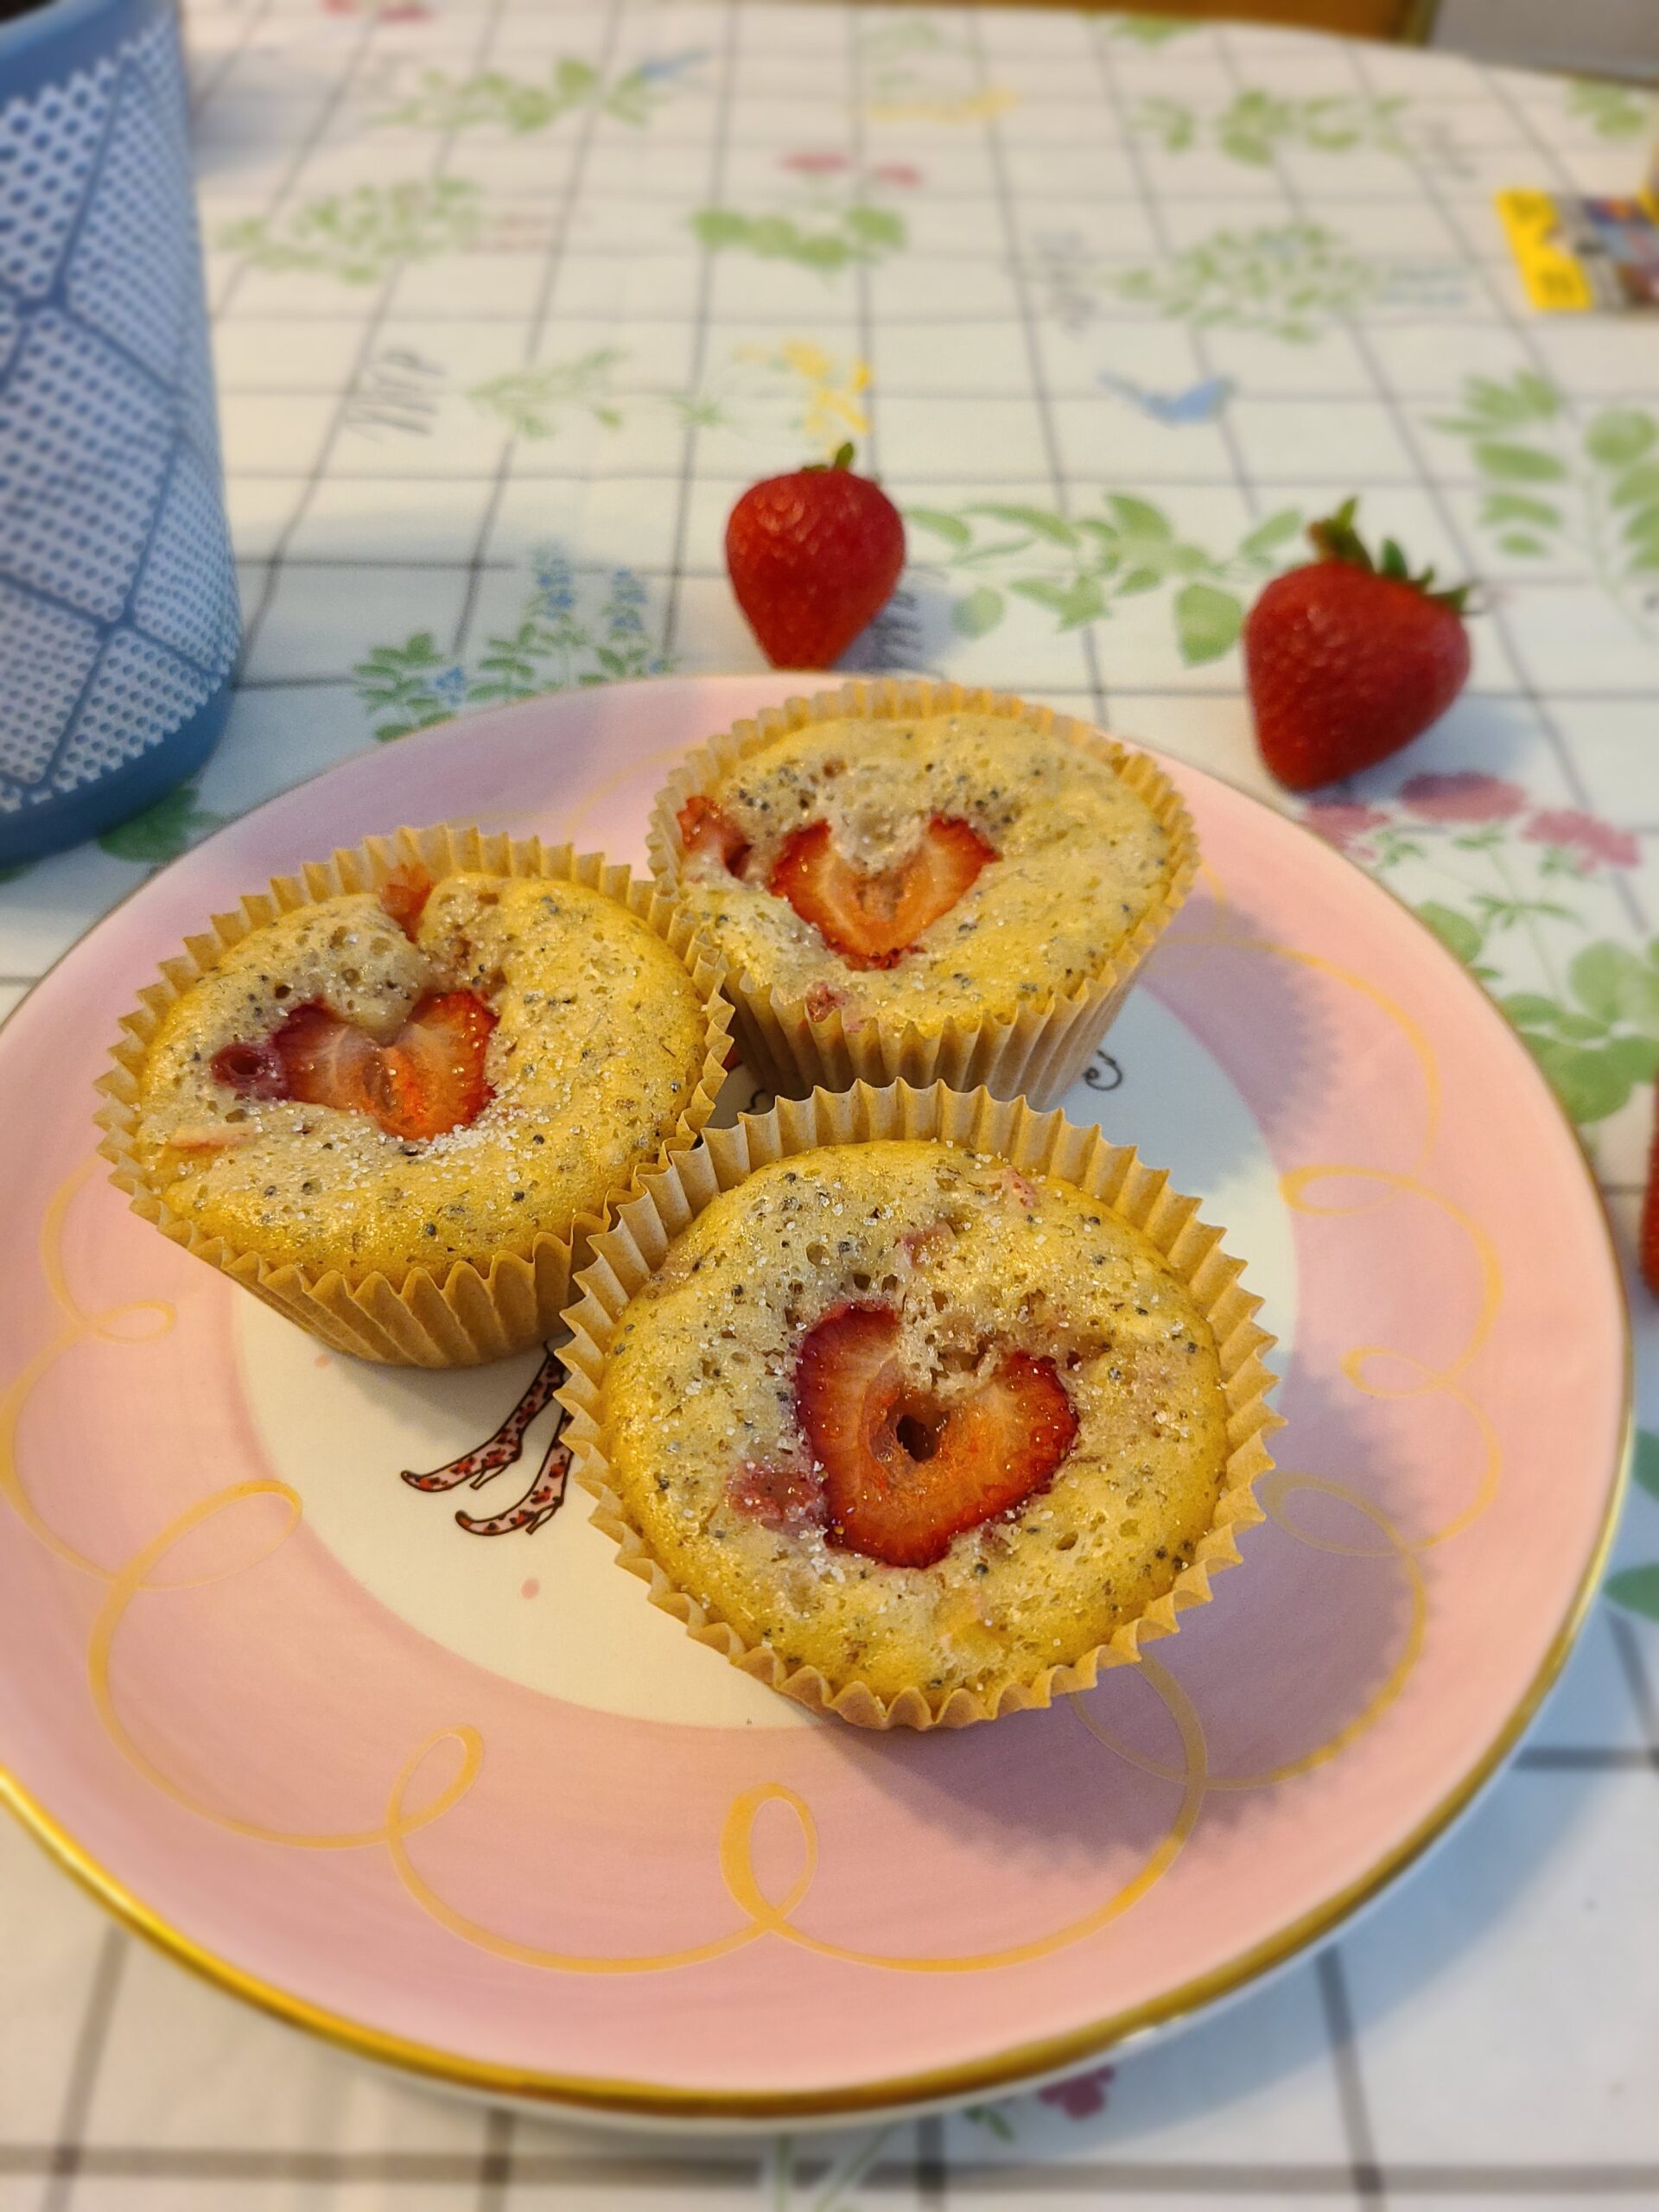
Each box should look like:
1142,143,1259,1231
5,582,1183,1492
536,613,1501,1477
2,3,1658,2205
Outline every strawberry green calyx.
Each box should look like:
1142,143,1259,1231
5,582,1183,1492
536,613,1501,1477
801,441,858,475
1306,496,1474,617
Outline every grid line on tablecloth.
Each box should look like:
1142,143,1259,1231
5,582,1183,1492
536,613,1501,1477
202,379,1659,408
451,0,630,659
209,6,383,325
1316,1949,1384,2212
475,2105,513,2211
1520,1745,1659,1771
188,0,276,124
1608,1614,1659,1752
40,1928,126,2212
968,6,1109,722
846,8,880,479
232,0,520,679
10,2141,1659,2195
223,464,1594,491
916,2112,949,2206
658,0,741,663
1091,20,1266,537
202,306,1626,331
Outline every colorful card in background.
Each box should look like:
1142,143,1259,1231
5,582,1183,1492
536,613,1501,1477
1498,187,1659,311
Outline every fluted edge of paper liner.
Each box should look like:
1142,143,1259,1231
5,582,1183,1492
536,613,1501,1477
557,1079,1280,1731
93,823,734,1370
645,677,1198,1111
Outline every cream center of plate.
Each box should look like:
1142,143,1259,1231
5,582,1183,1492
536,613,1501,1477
235,991,1296,1730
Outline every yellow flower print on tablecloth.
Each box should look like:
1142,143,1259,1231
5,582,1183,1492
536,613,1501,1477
737,341,870,460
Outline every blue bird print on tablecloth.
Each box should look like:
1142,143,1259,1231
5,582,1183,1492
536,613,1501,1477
1096,367,1235,423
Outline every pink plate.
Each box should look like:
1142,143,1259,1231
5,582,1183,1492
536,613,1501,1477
0,677,1629,2125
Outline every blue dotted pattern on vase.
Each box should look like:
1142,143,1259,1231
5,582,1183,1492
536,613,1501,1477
0,10,238,826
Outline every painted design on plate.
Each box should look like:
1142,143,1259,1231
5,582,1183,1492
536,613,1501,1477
402,1348,571,1537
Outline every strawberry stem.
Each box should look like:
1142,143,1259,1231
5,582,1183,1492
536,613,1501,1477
800,440,858,475
1306,495,1474,615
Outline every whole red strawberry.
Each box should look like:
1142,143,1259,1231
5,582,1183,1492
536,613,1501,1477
726,442,906,669
1243,499,1473,794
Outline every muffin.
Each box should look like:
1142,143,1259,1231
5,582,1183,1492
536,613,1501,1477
649,679,1197,1109
561,1085,1277,1729
98,827,730,1367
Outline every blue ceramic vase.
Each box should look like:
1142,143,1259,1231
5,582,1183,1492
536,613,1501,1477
0,0,238,867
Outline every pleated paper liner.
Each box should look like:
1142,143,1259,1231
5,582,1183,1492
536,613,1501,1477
646,678,1198,1111
96,825,733,1370
560,1081,1280,1731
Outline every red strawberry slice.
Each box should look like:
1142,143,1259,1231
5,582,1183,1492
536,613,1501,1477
677,794,751,876
375,991,497,1139
212,990,498,1141
769,817,994,970
1642,1080,1659,1296
797,1302,1077,1569
378,863,434,940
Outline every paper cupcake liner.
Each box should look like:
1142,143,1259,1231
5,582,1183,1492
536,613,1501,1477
559,1080,1280,1731
646,678,1198,1111
96,824,733,1370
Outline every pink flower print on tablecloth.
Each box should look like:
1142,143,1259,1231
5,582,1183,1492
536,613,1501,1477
1304,801,1391,854
1039,2063,1116,2119
781,150,850,175
1398,772,1526,823
1522,810,1640,870
869,162,923,188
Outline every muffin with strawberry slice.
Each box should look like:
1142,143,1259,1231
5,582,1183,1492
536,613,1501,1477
650,679,1197,1108
562,1088,1277,1728
99,828,729,1367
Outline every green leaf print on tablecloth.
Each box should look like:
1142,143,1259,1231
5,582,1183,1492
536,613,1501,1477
377,51,705,134
221,179,481,283
1133,91,1408,166
1566,77,1656,140
1103,13,1202,44
1114,220,1466,339
907,494,1300,663
1304,776,1650,1132
1433,372,1659,639
97,783,227,866
694,155,916,276
353,552,671,741
1116,222,1373,338
1606,1431,1659,1622
467,349,626,438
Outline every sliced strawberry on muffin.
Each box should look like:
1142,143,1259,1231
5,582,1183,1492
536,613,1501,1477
797,1300,1077,1567
271,989,497,1141
768,817,995,970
